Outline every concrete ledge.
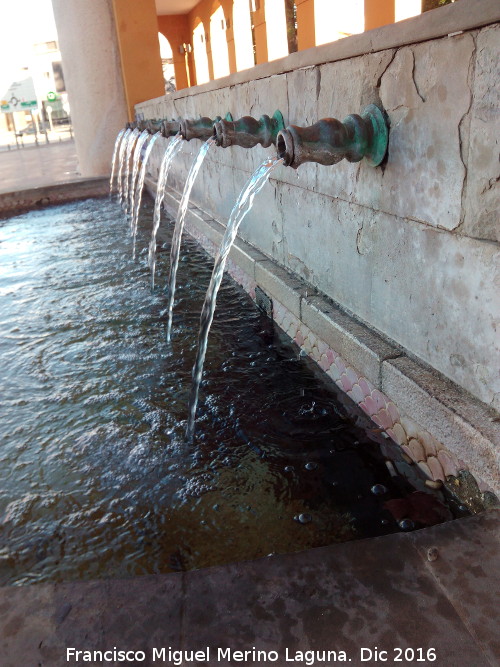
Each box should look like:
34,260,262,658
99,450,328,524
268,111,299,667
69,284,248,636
136,0,499,107
382,357,500,492
0,178,109,217
0,510,498,666
301,294,402,388
254,260,309,321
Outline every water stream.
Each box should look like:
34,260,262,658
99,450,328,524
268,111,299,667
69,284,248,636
148,134,184,290
165,137,215,342
130,131,161,259
128,130,150,219
186,157,283,440
121,128,140,210
116,128,132,204
109,128,125,195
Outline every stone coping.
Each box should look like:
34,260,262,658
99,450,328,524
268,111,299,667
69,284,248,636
147,177,499,499
136,0,499,111
0,178,109,218
0,509,498,666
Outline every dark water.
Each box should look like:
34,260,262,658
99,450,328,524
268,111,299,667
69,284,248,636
0,196,455,586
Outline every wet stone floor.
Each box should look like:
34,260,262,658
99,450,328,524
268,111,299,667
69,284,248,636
0,195,463,586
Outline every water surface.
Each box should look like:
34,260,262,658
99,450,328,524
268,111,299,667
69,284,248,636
0,196,454,585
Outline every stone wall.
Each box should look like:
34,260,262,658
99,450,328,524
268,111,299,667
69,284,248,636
135,2,499,493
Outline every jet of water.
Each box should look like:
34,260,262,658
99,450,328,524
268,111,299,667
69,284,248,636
128,130,150,219
165,137,214,342
186,156,283,440
122,128,141,212
148,134,184,290
109,128,125,196
130,131,162,259
116,128,132,204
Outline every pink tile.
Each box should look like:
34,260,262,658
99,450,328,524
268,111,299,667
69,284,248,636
376,408,394,431
437,449,459,478
401,444,413,460
392,423,408,446
318,353,331,371
408,438,425,463
335,357,347,375
386,401,400,425
426,456,445,482
341,372,354,393
346,367,359,387
326,348,335,364
327,363,341,382
359,401,370,415
317,339,328,357
371,389,388,413
419,432,439,458
358,377,373,399
417,460,432,479
363,395,378,416
349,383,365,404
310,345,321,363
308,332,319,350
295,331,305,347
371,414,384,428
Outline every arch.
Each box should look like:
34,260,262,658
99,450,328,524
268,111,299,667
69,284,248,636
157,32,176,92
210,4,230,79
157,14,194,90
314,0,364,46
233,0,254,71
193,20,210,85
264,0,289,61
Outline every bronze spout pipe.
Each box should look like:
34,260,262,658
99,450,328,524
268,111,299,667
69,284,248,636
161,119,181,137
213,111,285,149
180,114,233,141
276,105,388,169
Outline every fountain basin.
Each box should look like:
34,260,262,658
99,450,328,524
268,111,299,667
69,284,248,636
0,187,468,587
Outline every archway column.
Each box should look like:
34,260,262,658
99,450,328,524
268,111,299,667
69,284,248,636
51,0,128,176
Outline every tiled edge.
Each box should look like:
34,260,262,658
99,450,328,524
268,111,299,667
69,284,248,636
145,177,500,506
382,357,500,497
0,178,109,216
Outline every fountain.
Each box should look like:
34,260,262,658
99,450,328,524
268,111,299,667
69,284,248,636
115,104,391,433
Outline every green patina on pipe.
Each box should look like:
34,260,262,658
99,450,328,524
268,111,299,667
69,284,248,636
180,113,233,141
213,110,285,149
276,105,388,168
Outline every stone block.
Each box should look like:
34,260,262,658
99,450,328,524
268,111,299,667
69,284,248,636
301,295,400,386
236,167,285,263
463,25,500,241
254,260,307,319
315,49,395,201
377,35,475,229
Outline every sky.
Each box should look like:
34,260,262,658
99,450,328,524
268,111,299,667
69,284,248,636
0,0,58,70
